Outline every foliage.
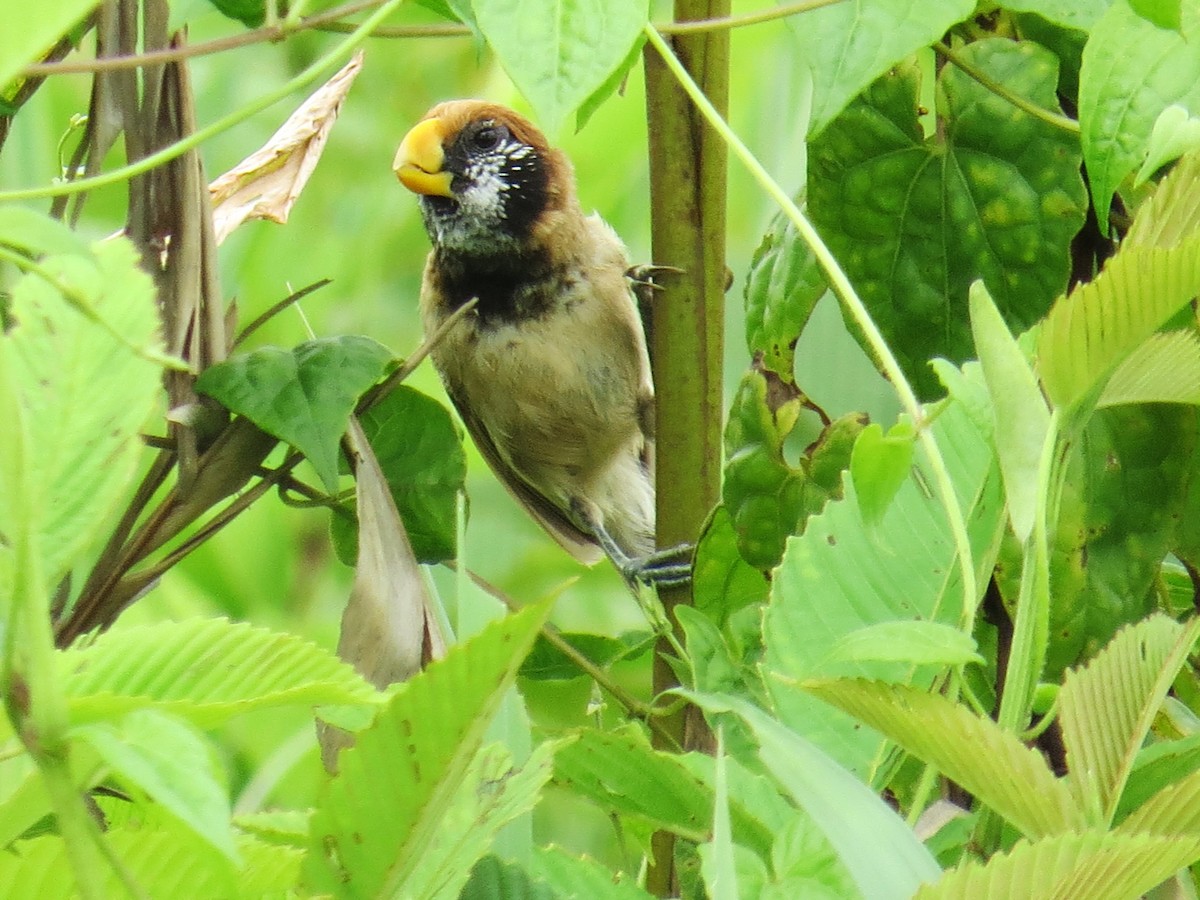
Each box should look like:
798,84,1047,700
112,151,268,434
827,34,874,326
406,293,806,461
6,0,1200,898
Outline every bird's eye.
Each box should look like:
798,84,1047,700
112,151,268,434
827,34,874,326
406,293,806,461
470,124,506,152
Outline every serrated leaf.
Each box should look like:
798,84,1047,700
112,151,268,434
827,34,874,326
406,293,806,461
1118,763,1200,834
0,237,163,587
809,40,1086,397
915,830,1200,900
690,691,941,900
788,0,974,137
803,678,1084,838
74,709,236,860
1096,329,1200,406
824,622,982,669
743,209,827,382
1037,151,1200,414
1135,104,1200,186
403,740,559,900
333,385,466,564
306,598,552,897
0,205,89,257
61,618,381,727
764,390,1004,781
1079,0,1200,232
1059,614,1200,824
195,336,392,492
850,421,915,529
525,844,653,899
1115,732,1200,821
970,281,1051,541
473,0,647,133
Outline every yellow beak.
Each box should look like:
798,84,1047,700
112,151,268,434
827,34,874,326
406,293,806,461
393,117,454,197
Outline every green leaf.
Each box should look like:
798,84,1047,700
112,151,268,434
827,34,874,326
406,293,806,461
333,385,466,564
1118,764,1200,834
690,692,941,900
743,209,827,382
552,724,777,857
1116,732,1200,821
524,844,653,898
195,336,392,492
699,730,739,900
1129,0,1182,31
850,420,915,529
1001,0,1111,30
0,205,89,257
0,0,95,93
803,678,1085,838
203,0,264,27
74,710,236,860
764,389,1004,781
1058,614,1200,825
305,598,552,897
724,370,865,569
787,0,974,137
1135,104,1200,185
1038,155,1200,413
473,0,648,134
1096,329,1200,406
809,40,1086,397
1079,0,1200,232
824,622,983,669
462,855,560,900
692,506,770,626
914,830,1200,900
62,618,381,727
0,237,163,587
519,630,652,681
969,281,1051,541
402,740,559,900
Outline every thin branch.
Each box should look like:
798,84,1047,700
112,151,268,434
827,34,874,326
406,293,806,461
232,278,333,349
19,0,849,79
19,0,386,75
356,296,478,415
0,0,405,202
456,566,684,752
934,41,1080,135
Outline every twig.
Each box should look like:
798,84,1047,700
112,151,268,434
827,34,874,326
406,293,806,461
933,41,1080,135
231,278,333,349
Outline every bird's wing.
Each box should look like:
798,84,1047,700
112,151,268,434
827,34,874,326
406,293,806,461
446,384,605,565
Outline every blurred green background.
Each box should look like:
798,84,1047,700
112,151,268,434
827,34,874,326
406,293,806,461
1,0,895,857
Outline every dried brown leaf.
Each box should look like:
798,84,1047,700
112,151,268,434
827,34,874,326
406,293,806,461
209,51,363,245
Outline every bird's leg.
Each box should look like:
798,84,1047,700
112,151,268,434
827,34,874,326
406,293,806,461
592,522,694,588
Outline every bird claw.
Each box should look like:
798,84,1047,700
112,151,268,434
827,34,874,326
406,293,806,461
625,264,685,292
597,528,694,588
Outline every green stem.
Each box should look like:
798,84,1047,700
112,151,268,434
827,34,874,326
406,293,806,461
996,410,1060,732
0,0,406,202
934,41,1080,135
643,23,979,633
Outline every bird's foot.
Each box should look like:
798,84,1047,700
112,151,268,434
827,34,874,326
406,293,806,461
625,264,684,294
594,525,693,587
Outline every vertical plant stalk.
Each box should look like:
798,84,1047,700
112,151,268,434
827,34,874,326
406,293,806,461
643,0,729,893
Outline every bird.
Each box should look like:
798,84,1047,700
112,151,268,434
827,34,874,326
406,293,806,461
392,99,688,586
